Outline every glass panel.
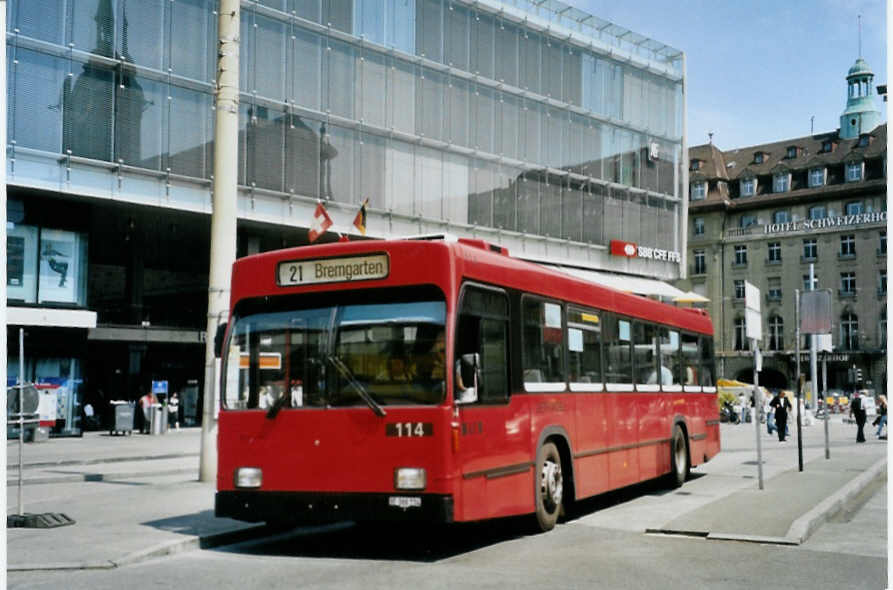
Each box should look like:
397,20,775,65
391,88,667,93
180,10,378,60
470,11,494,78
15,0,65,44
479,318,508,401
567,307,601,384
563,44,582,107
699,337,715,386
240,9,253,93
415,145,442,218
386,0,415,53
70,0,115,57
493,164,518,230
12,49,65,153
659,328,681,386
604,316,632,384
237,103,249,185
541,175,561,237
325,124,356,203
387,57,415,134
324,0,353,33
468,158,494,227
542,37,562,100
581,120,602,179
623,67,643,127
681,333,699,386
119,0,164,71
447,77,469,146
519,30,540,93
357,0,386,44
295,0,322,23
582,183,605,245
471,84,494,153
561,181,582,242
566,115,584,173
170,0,214,81
386,139,414,214
443,152,469,224
494,20,518,86
255,14,287,100
417,68,444,140
497,93,519,159
65,58,114,161
293,28,323,111
7,224,39,304
517,173,539,235
520,99,541,164
286,113,322,198
115,73,163,170
522,299,565,385
325,38,356,119
360,48,386,127
543,107,564,169
444,2,468,69
168,86,212,179
357,131,385,207
246,106,285,191
416,0,442,61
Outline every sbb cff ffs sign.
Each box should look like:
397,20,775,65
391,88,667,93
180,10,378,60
609,240,681,263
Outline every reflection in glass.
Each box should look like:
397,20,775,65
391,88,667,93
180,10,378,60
11,50,65,153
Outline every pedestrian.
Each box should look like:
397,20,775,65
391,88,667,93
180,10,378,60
874,395,887,438
168,392,180,431
138,391,157,434
765,395,776,435
769,390,791,442
850,390,867,443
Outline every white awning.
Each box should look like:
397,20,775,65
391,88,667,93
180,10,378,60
8,307,98,329
545,265,687,299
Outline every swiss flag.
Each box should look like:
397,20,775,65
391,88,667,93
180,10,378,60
308,202,333,243
610,239,638,258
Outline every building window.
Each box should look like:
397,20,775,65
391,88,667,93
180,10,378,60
846,161,863,182
693,249,706,274
821,140,833,153
880,231,887,255
772,210,791,224
845,201,863,215
840,272,856,295
753,153,764,164
7,225,89,306
734,245,747,266
803,274,819,291
740,177,756,196
840,234,856,257
773,173,790,193
740,214,757,228
767,242,781,263
803,238,817,260
767,277,782,300
734,279,745,299
694,217,705,236
768,315,784,351
858,134,870,147
808,167,825,188
786,146,798,159
880,270,887,296
690,181,707,201
881,310,887,349
808,205,826,219
690,159,701,171
734,316,747,351
840,312,859,350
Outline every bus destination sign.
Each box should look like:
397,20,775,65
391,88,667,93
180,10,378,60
278,254,389,286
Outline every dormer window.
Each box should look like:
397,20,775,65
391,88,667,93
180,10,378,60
846,160,864,182
740,177,756,197
858,134,871,147
809,166,826,188
690,181,707,201
690,159,702,171
753,152,765,164
786,146,799,159
821,140,834,153
773,172,790,193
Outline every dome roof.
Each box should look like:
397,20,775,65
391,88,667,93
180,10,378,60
847,57,873,78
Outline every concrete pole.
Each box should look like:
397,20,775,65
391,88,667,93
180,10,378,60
809,264,818,410
822,355,830,459
199,0,240,483
795,289,803,471
2,0,9,537
752,342,763,490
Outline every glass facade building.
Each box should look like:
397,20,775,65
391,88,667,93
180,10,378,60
5,0,686,433
7,0,685,272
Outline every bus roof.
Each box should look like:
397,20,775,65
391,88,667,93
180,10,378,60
231,237,712,336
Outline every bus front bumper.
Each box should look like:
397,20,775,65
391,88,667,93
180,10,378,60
216,490,454,525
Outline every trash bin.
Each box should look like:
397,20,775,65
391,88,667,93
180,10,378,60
109,401,134,436
149,404,167,435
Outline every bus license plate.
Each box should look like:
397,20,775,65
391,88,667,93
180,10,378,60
389,496,421,509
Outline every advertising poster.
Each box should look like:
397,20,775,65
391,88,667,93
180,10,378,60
38,229,78,304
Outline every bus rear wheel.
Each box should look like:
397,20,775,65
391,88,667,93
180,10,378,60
534,442,563,532
667,425,689,488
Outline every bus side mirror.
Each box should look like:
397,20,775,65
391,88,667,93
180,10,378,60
455,353,480,405
214,323,228,358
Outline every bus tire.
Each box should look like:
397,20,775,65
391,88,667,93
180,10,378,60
534,441,563,532
667,425,689,488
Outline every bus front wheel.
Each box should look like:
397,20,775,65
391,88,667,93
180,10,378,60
667,425,690,488
534,441,563,532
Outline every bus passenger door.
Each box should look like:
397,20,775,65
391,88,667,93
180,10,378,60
452,285,529,522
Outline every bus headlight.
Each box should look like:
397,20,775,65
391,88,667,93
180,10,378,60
394,467,426,490
234,467,263,488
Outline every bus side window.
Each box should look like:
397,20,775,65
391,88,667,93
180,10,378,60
699,336,716,387
457,286,510,403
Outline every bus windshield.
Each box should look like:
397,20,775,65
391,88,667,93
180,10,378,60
222,291,447,411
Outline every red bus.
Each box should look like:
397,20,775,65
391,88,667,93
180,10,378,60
215,236,719,532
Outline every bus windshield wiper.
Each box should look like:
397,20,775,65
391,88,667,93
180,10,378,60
326,354,386,417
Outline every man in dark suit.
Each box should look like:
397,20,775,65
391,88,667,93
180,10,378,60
769,391,792,442
851,390,867,443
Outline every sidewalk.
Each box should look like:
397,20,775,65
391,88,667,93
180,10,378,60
7,418,887,571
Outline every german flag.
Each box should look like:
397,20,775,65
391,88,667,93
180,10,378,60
352,198,369,235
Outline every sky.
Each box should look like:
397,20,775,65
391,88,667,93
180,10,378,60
574,0,888,150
